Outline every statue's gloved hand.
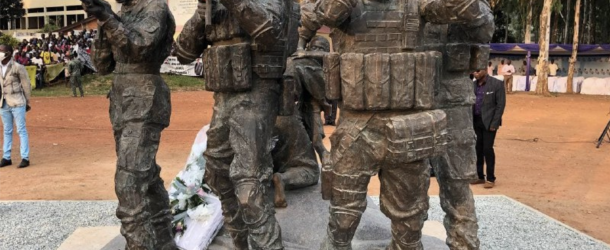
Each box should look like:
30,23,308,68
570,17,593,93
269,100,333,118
81,0,111,22
446,0,494,44
197,0,214,22
298,2,321,50
297,37,308,51
466,11,494,43
322,100,332,116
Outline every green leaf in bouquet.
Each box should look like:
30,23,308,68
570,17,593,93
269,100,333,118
172,178,187,192
172,211,188,224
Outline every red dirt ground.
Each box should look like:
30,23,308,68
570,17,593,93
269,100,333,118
0,91,609,243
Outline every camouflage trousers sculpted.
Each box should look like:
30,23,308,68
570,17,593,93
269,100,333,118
109,74,176,250
430,107,480,250
203,78,284,250
324,111,432,250
273,111,320,189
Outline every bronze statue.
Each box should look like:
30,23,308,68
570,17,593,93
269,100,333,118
278,36,335,202
425,20,493,249
298,0,493,249
174,0,299,248
293,36,333,171
271,36,337,208
271,104,320,208
84,0,177,249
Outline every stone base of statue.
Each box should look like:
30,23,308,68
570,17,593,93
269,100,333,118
208,183,447,249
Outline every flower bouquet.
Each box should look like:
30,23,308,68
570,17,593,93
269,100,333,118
168,125,224,250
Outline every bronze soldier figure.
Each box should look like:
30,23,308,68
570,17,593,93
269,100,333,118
272,36,333,207
298,0,493,249
295,36,333,169
174,0,299,248
424,20,493,249
83,0,177,249
271,105,320,208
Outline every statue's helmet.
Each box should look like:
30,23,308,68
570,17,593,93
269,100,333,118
308,36,330,52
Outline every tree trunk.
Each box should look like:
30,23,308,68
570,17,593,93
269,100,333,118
504,18,509,43
525,1,533,43
564,0,572,44
582,0,587,43
551,12,560,43
567,0,582,94
537,0,552,96
587,0,595,44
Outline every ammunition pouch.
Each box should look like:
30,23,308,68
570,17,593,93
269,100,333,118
278,77,296,116
385,110,448,164
320,165,333,200
324,52,341,100
444,43,491,72
470,44,490,71
203,43,253,92
324,52,442,111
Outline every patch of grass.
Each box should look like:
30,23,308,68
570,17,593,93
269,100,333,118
31,74,206,97
162,74,206,91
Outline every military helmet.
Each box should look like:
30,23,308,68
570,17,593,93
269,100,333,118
308,36,330,52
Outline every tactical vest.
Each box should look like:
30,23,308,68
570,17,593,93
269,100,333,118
203,0,300,92
331,0,422,54
324,0,489,111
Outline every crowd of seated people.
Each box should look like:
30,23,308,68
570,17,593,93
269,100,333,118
11,30,95,88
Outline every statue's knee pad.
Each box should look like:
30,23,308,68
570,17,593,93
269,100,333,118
329,209,361,244
204,167,233,199
391,218,424,248
235,181,268,226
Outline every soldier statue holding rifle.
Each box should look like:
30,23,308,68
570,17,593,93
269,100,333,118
174,0,299,248
82,0,177,249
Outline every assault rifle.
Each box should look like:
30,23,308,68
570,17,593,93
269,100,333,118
80,0,121,21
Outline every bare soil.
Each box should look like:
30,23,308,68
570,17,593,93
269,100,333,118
1,91,609,243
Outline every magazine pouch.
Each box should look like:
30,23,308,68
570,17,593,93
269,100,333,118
470,44,490,71
324,52,341,100
340,53,365,110
340,52,441,111
203,43,252,92
385,110,448,164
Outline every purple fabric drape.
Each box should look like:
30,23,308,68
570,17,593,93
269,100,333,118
526,51,531,91
491,43,610,53
490,44,518,51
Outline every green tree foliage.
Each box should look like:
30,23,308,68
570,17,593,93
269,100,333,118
42,24,59,33
0,33,20,48
491,0,607,44
0,0,24,20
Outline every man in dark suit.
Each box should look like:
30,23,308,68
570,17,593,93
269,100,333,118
471,68,506,188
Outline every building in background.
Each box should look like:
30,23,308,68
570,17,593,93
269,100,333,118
0,0,120,33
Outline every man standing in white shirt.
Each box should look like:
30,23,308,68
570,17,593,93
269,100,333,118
502,60,515,94
497,59,505,77
548,59,559,76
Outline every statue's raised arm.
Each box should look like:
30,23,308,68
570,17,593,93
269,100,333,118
421,0,494,42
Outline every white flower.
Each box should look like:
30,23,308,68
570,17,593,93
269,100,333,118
177,193,190,210
187,204,213,222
